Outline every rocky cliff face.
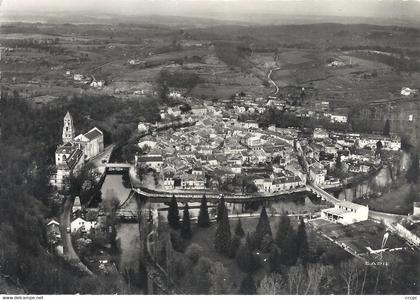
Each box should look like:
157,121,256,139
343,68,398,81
351,99,420,148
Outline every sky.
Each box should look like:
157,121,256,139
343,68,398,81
1,0,420,22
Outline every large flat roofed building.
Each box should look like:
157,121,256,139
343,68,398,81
321,201,369,225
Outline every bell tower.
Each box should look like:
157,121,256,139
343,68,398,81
62,111,75,143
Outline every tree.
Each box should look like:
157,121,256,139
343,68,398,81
198,195,210,227
406,153,419,184
269,246,282,273
229,234,241,258
239,274,257,295
275,213,291,249
181,203,192,239
180,103,192,113
234,218,245,238
171,251,192,283
214,203,231,255
167,195,180,229
255,206,272,251
275,213,297,265
170,230,187,252
296,218,310,264
209,262,234,294
216,195,227,223
286,264,307,295
261,233,274,253
185,243,203,264
337,259,363,295
136,162,149,181
335,154,342,170
189,257,213,294
236,234,257,273
383,119,391,136
258,273,285,295
376,140,383,154
405,185,418,211
306,263,332,295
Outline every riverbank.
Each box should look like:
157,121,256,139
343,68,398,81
354,182,413,215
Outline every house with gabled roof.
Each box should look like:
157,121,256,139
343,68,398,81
75,127,104,160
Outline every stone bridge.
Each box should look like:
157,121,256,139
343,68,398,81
306,183,340,205
105,163,131,173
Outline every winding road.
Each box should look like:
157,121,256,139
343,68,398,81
268,67,281,95
60,195,93,275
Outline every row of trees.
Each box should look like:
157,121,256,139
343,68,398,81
167,194,211,240
165,193,419,294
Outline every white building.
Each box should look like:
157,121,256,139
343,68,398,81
191,106,207,116
321,201,369,225
313,128,329,140
401,87,417,96
71,217,97,233
180,173,205,190
138,122,150,134
74,127,104,160
309,165,327,186
356,135,401,151
414,202,420,216
136,154,164,171
73,74,84,81
327,113,348,123
247,136,262,147
163,176,175,190
242,121,259,129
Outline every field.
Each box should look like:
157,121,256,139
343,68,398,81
310,219,408,261
2,22,420,109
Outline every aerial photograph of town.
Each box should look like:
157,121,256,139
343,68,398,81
1,0,420,296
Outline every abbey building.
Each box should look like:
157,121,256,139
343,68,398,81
51,111,104,189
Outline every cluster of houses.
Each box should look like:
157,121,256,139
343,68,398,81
134,89,402,193
266,98,349,124
46,196,99,256
136,105,308,194
64,71,106,88
51,112,104,189
298,127,402,186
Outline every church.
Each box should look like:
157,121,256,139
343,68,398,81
51,111,104,189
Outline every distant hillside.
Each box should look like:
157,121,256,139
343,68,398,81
2,0,420,28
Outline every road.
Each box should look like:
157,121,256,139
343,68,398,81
60,195,93,275
60,196,79,261
268,67,281,95
90,144,115,173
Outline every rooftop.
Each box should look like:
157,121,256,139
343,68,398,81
336,201,367,211
138,155,163,162
84,127,103,141
322,207,353,216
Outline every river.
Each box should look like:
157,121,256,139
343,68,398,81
100,150,409,273
101,174,140,272
336,151,410,202
100,173,326,272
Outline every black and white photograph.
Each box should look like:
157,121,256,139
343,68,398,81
0,0,420,296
